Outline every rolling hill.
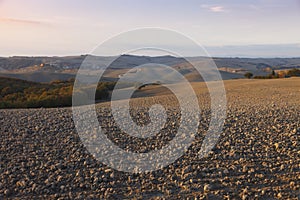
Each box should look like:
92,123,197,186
0,55,299,83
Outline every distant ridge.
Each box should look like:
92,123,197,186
0,54,300,71
0,54,299,83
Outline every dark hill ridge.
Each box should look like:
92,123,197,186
0,55,186,71
1,55,300,71
0,55,88,70
0,55,300,83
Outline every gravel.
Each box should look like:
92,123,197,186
1,78,300,199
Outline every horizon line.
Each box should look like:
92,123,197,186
1,53,300,59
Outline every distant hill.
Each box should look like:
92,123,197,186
0,72,75,83
0,55,87,71
0,55,299,83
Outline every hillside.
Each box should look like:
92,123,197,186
1,77,300,199
0,55,299,83
0,77,114,108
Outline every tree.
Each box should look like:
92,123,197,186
244,72,253,79
1,87,12,96
271,70,276,76
287,68,300,77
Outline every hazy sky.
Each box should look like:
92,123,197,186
1,0,300,57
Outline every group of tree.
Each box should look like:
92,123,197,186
252,70,280,79
286,68,300,77
244,68,300,79
0,77,115,109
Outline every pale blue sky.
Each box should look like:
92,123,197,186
1,0,300,57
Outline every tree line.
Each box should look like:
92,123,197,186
0,77,115,109
244,68,300,79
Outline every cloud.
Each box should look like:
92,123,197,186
201,5,226,12
0,17,43,25
209,6,225,12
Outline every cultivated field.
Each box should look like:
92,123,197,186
1,78,300,199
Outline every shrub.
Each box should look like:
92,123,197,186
0,77,115,108
244,72,253,79
287,68,300,77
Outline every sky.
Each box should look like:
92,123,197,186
1,0,300,57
